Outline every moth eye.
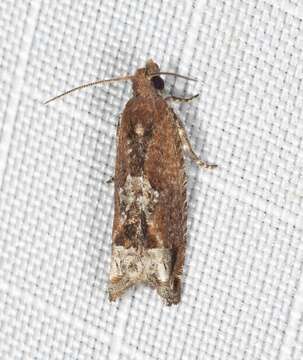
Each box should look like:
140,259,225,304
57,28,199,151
151,76,164,90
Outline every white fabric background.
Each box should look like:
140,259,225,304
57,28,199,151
0,0,303,359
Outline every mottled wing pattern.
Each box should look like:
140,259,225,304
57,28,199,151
109,96,187,304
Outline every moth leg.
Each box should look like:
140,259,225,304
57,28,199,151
106,176,114,184
102,176,114,185
165,94,199,103
174,115,217,170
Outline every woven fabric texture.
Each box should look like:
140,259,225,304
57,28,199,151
0,1,302,359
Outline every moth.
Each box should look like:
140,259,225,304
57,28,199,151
46,59,217,305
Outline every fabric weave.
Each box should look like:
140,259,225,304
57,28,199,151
0,1,302,359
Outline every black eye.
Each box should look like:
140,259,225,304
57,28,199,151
151,76,164,90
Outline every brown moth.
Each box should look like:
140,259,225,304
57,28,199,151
46,59,216,305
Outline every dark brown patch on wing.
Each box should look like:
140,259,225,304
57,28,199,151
112,95,187,288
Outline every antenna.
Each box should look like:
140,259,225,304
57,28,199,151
45,71,197,104
151,72,197,82
44,75,133,104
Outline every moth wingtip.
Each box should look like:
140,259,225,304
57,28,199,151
108,293,117,302
108,288,122,302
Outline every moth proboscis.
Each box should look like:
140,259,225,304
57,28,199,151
46,59,217,305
